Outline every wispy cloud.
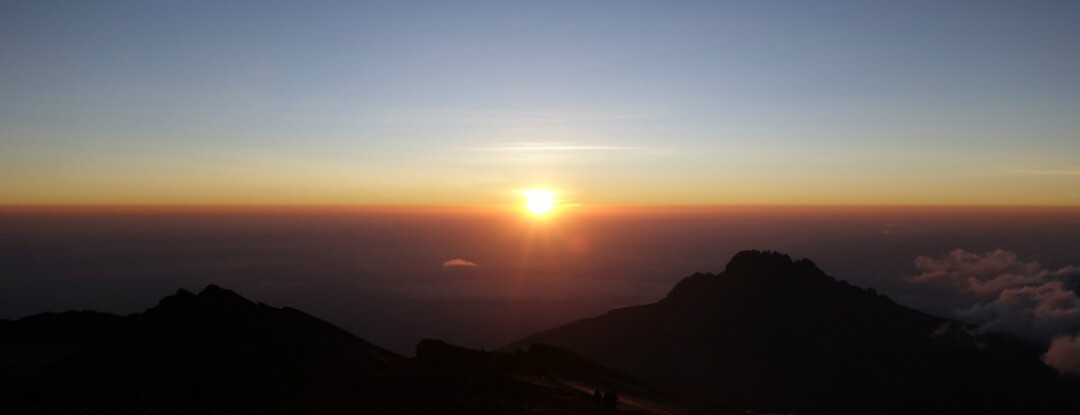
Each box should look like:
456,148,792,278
1010,169,1080,176
961,167,1080,177
462,141,671,166
365,109,653,125
473,142,654,153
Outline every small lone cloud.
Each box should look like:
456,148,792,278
443,258,478,268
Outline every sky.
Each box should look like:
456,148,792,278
2,0,1079,205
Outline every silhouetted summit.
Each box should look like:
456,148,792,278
157,284,255,309
506,250,1080,415
724,249,817,273
667,250,835,301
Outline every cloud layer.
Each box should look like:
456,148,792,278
910,249,1080,375
910,249,1054,297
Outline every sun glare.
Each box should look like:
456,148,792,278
524,189,556,216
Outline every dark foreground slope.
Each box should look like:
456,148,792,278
0,285,734,415
505,250,1080,415
411,339,735,415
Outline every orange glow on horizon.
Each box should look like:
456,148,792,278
2,204,1080,223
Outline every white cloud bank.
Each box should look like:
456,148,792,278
910,249,1080,375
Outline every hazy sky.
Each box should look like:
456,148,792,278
3,206,1079,352
2,1,1078,205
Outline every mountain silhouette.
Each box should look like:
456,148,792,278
504,250,1080,415
1,284,734,414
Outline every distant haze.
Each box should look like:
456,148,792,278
3,206,1078,354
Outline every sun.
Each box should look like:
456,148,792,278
524,189,556,216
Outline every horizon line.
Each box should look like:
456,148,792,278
3,203,1080,211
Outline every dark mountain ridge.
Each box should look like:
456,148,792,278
1,285,404,414
505,250,1080,415
5,251,1079,414
1,284,733,414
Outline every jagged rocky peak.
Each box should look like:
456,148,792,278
665,250,830,301
197,284,254,305
723,250,823,276
150,288,197,311
147,284,255,315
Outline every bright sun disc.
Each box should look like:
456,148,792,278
524,189,556,215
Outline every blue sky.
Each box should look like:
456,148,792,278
2,1,1078,204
